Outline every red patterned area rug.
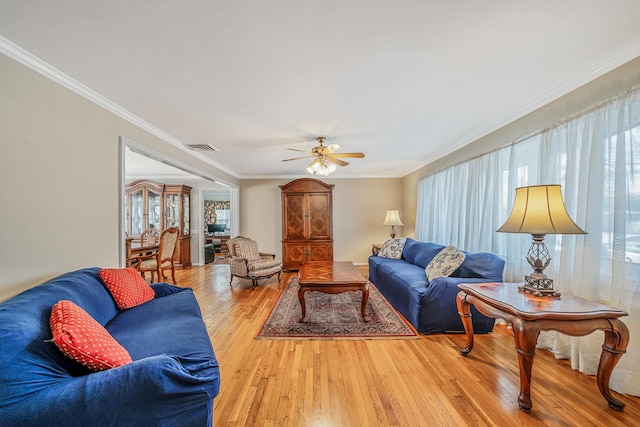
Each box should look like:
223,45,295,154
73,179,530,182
256,278,418,340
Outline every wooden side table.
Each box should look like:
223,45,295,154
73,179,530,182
456,282,629,413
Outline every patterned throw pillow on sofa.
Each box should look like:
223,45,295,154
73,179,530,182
378,238,407,259
50,300,132,371
425,245,466,281
98,267,155,310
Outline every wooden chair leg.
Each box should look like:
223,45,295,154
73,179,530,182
170,265,176,284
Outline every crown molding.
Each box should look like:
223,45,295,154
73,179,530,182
0,36,239,179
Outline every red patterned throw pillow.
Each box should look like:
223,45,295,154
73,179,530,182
50,300,132,371
98,267,155,309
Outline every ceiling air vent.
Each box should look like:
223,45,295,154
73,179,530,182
185,143,219,152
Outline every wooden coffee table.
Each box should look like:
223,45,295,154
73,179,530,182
456,282,629,413
298,261,369,322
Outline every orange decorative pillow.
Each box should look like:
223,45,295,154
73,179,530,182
98,267,155,309
50,300,132,371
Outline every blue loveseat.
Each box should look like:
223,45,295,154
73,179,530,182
0,267,220,427
369,238,505,334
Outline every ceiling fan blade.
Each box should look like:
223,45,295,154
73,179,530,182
319,143,341,155
326,156,349,167
286,148,309,153
329,152,365,158
282,156,314,162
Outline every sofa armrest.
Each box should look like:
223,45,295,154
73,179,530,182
420,276,497,333
230,256,249,276
424,276,495,300
1,354,220,427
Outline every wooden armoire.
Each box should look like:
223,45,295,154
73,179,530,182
280,178,334,271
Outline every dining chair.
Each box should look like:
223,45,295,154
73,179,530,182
136,227,179,284
140,227,161,246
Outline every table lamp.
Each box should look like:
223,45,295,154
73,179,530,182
382,209,404,238
497,185,586,297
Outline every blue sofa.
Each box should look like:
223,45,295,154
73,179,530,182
0,267,220,427
369,238,505,334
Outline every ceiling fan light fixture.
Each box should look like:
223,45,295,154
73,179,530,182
284,136,362,176
306,157,337,176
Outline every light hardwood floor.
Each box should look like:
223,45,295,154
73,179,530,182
173,263,640,426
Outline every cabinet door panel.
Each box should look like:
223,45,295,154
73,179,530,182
307,242,333,262
283,242,306,270
147,190,162,230
165,194,179,228
308,193,331,239
130,190,144,236
283,194,306,240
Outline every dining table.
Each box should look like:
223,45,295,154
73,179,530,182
125,237,159,267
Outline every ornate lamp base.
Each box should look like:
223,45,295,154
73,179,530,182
517,234,561,297
518,275,561,297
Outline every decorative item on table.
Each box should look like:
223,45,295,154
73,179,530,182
382,209,404,238
497,184,586,297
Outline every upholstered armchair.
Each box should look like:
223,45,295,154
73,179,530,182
228,237,282,289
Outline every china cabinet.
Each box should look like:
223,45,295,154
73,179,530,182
125,180,192,268
125,180,164,237
280,178,334,270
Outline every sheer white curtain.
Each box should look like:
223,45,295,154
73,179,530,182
416,87,640,396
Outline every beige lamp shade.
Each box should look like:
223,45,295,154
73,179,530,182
382,210,404,226
497,185,586,235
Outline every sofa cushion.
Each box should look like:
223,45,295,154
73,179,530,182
426,245,466,281
50,300,132,371
401,238,445,268
378,237,406,259
106,288,215,362
98,267,155,310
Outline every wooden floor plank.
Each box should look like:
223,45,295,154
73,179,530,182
172,264,640,426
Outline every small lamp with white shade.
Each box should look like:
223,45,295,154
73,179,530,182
382,210,404,239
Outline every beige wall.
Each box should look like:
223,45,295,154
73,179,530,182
239,178,403,265
0,54,238,301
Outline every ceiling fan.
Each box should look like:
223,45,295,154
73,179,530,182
282,136,365,176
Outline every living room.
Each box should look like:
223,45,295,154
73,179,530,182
2,2,640,426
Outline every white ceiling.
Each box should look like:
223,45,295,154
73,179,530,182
2,1,640,178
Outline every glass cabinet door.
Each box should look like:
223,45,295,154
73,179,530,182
166,194,179,228
131,190,144,236
183,193,190,235
147,190,161,230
